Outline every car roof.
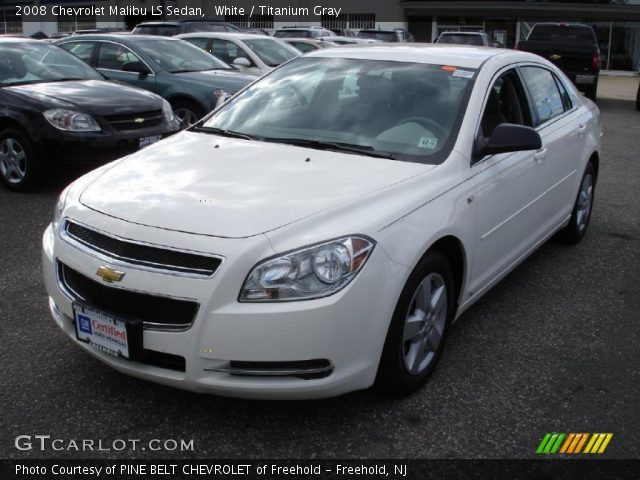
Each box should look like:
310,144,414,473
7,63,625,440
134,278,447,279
57,34,179,42
440,31,486,35
177,32,270,40
0,37,39,43
306,44,524,69
136,20,227,26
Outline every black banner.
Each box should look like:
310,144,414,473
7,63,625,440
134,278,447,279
2,459,640,480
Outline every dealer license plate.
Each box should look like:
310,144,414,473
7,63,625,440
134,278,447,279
139,135,162,149
74,304,130,359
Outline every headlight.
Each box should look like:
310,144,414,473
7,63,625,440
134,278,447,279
240,236,375,302
162,99,175,122
52,186,70,232
43,109,100,132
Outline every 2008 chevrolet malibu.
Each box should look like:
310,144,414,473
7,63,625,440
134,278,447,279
43,45,601,399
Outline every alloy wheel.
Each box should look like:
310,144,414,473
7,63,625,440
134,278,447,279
402,273,448,375
0,137,27,184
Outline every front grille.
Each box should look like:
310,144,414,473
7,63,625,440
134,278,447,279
58,262,199,331
65,221,221,276
102,110,163,131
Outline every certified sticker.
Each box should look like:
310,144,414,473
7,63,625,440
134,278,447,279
452,70,475,79
418,137,438,149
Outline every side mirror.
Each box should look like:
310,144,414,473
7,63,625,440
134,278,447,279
232,57,252,69
122,61,151,76
474,123,542,161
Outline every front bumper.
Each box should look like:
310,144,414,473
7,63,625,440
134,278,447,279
35,118,180,163
42,210,407,399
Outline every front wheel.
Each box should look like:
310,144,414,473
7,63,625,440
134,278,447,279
558,162,596,244
171,99,205,129
375,251,455,396
0,128,41,191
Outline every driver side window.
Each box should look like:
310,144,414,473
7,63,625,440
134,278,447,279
97,43,142,71
480,69,532,138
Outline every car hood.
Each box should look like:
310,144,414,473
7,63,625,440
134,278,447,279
6,80,162,115
79,132,434,238
174,69,255,90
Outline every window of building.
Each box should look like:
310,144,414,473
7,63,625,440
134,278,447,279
225,14,274,30
0,9,22,34
321,13,375,31
57,11,96,33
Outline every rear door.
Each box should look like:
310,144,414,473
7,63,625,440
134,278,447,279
519,64,584,230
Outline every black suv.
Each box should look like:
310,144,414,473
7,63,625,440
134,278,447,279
132,20,241,36
357,28,414,43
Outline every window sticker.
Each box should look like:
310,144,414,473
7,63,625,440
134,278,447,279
418,136,438,149
452,70,475,79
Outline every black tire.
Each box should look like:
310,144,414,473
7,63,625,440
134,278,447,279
375,250,455,396
170,99,205,129
636,82,640,111
0,128,42,192
584,83,598,103
557,162,597,244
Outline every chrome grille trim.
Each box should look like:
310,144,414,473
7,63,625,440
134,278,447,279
62,219,223,278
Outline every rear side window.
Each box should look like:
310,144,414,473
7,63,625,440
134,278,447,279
520,66,566,126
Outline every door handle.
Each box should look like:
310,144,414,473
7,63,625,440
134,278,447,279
534,148,547,163
577,124,587,136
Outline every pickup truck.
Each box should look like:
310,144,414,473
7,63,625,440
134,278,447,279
436,31,493,47
517,23,601,101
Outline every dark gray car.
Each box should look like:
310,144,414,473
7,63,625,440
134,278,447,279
56,34,255,127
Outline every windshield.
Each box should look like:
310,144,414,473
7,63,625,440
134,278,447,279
202,57,476,163
136,39,229,72
0,42,103,87
243,38,300,67
357,31,396,42
438,34,484,46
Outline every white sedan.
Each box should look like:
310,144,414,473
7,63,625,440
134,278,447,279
176,32,301,76
42,45,601,399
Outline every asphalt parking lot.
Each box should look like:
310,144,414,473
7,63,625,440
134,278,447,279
1,93,639,460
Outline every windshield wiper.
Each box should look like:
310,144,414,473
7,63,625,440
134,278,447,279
261,137,395,159
192,126,257,141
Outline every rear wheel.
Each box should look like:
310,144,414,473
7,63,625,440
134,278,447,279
584,82,598,102
171,99,204,129
376,251,455,396
558,162,596,244
0,128,41,191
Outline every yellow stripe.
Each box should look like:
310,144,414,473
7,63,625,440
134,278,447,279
584,434,599,454
590,434,606,454
574,433,589,454
597,434,613,454
560,434,575,454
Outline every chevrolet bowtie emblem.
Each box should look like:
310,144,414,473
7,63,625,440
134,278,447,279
550,54,562,61
96,266,125,283
134,117,145,124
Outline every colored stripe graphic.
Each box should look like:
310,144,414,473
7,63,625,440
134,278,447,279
537,433,613,454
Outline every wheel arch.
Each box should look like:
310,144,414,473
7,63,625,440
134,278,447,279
588,150,599,181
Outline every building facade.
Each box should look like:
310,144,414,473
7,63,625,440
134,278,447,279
2,0,640,71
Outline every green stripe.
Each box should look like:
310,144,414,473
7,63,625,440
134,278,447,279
550,433,566,453
543,434,559,454
537,433,552,454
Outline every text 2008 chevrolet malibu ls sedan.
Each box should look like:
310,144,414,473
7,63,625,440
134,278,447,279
43,45,601,399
